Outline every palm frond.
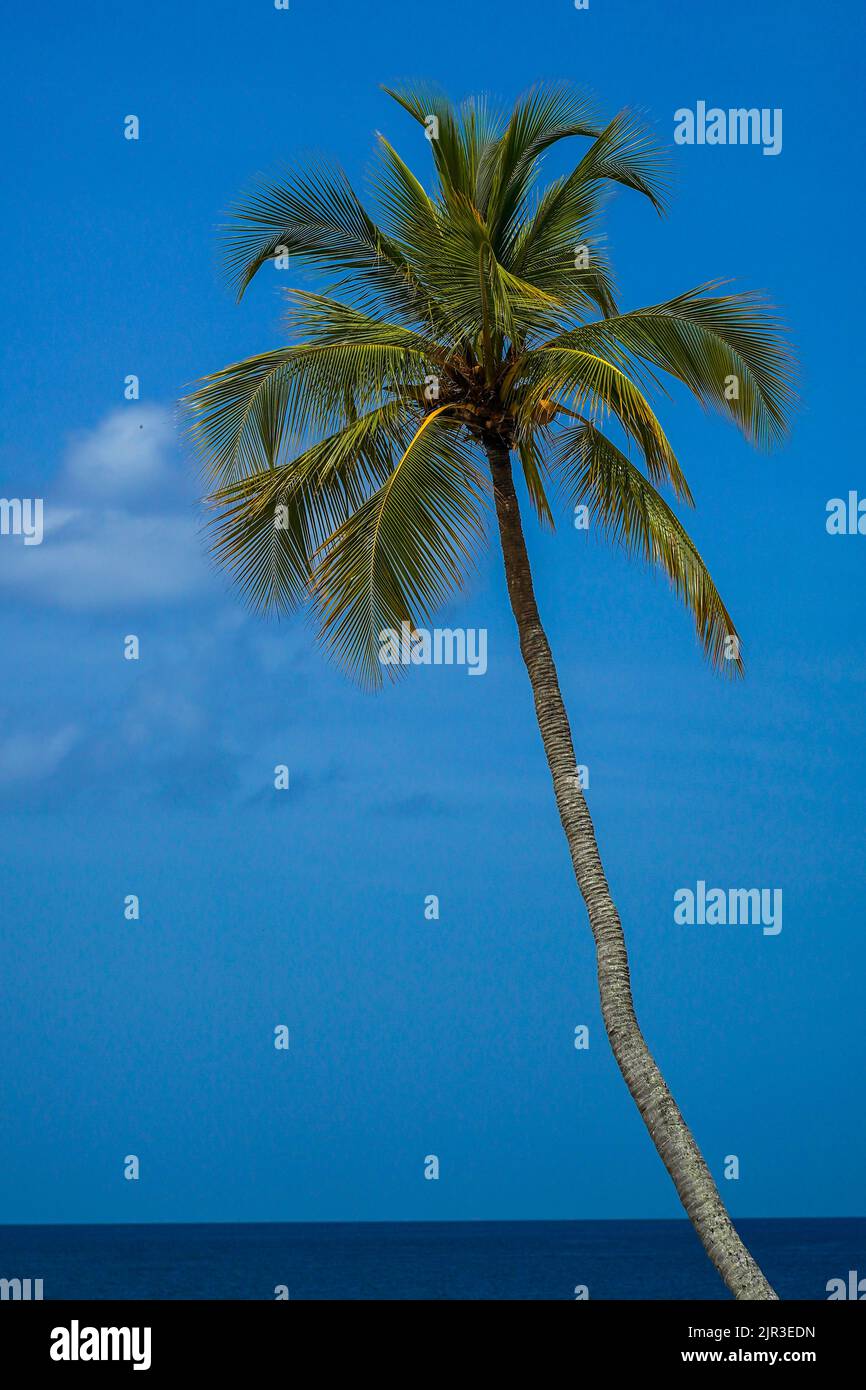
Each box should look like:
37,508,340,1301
545,285,796,446
312,408,488,686
554,419,742,674
508,108,668,286
220,161,431,325
184,338,432,487
513,347,694,502
482,84,602,245
380,83,481,200
516,433,556,527
202,403,408,613
416,197,564,351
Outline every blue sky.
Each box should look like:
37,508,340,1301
1,0,863,1224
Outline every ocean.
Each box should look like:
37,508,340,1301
1,1218,862,1300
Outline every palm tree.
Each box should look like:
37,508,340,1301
186,84,795,1300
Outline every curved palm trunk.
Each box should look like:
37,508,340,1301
485,438,777,1301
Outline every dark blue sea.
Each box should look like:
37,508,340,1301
1,1219,862,1300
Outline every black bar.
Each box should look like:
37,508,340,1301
1,1299,860,1375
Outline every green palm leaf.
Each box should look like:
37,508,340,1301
555,418,742,674
221,161,432,325
545,284,796,446
203,403,407,612
184,339,432,487
512,347,694,502
312,408,488,687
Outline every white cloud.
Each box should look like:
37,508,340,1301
64,405,177,499
0,724,80,784
0,405,215,608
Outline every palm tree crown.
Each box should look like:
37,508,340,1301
186,83,795,685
